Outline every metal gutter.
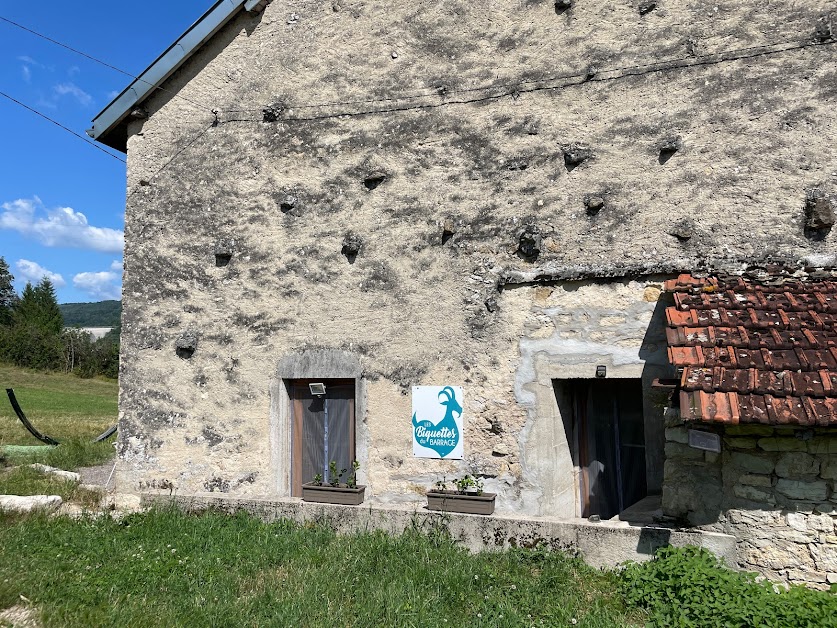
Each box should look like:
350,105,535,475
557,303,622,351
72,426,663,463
88,0,269,152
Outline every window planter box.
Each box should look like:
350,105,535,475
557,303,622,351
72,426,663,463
426,491,496,515
301,483,366,506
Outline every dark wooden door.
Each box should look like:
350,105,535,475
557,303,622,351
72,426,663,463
573,379,646,519
290,380,355,497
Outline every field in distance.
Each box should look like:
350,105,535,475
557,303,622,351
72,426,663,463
0,363,117,447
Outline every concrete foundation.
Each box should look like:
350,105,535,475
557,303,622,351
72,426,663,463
143,492,737,570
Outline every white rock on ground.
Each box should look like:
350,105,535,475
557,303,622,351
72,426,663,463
0,605,41,628
28,464,81,483
0,495,63,513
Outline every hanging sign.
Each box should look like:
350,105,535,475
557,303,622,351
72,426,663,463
412,386,464,459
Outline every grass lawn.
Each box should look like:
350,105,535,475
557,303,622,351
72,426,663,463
0,509,639,628
0,363,117,468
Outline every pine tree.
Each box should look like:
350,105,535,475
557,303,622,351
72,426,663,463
0,257,16,326
33,278,64,334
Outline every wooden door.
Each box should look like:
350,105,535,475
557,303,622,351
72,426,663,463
290,379,355,496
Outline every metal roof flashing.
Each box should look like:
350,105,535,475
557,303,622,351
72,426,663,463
88,0,270,152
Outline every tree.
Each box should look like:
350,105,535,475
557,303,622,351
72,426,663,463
0,257,16,326
13,279,63,334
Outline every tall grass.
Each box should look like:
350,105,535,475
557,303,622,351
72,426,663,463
0,508,636,627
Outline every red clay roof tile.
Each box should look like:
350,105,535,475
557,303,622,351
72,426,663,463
665,275,837,426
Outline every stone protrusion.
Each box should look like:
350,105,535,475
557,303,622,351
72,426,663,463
815,14,834,42
584,195,605,215
175,330,198,359
562,144,593,171
485,296,498,313
517,225,543,261
669,218,695,242
584,65,599,81
364,171,388,190
804,189,834,236
214,238,234,267
341,232,363,262
638,1,657,15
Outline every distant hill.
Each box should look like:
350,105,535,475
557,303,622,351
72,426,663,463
59,300,122,328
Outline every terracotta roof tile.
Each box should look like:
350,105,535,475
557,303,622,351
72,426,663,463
666,275,837,427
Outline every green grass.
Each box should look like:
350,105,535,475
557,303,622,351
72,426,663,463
0,509,639,628
0,363,117,457
0,467,101,509
1,439,115,471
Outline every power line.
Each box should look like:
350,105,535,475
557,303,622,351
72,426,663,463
0,14,215,114
0,90,126,163
226,33,834,115
223,34,835,120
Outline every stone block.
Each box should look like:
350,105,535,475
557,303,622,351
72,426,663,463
725,437,757,449
808,513,835,533
811,543,837,572
599,315,625,327
786,568,826,583
726,425,774,437
665,441,704,461
705,452,720,464
758,438,807,452
775,479,829,502
820,459,837,480
730,452,775,475
786,512,808,532
665,427,689,444
733,484,775,504
808,439,837,455
0,495,62,513
739,474,772,487
775,452,820,478
815,503,835,514
828,573,837,585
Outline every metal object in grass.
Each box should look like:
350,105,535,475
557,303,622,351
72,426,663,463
5,388,117,445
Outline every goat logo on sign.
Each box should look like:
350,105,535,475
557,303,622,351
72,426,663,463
412,386,464,459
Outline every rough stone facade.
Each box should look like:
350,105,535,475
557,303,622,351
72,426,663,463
664,423,837,590
110,0,837,587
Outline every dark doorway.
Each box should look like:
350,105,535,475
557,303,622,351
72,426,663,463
290,379,355,497
559,379,647,520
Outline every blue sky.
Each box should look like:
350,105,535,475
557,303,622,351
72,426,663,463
0,2,212,303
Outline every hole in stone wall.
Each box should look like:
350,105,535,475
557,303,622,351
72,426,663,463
441,218,456,244
214,238,234,267
364,172,387,190
554,0,572,15
658,136,682,165
804,189,835,240
176,331,198,360
517,225,542,261
584,195,605,216
341,232,363,263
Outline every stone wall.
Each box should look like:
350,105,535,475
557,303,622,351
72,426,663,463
114,0,837,537
663,422,837,589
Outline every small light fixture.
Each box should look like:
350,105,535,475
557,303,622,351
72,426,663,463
596,365,606,379
309,382,326,397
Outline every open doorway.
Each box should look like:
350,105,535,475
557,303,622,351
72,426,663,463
555,379,647,520
289,379,355,497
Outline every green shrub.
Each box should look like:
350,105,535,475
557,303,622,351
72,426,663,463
621,546,837,628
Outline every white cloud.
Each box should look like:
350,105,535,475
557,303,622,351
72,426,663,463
68,65,80,77
0,198,124,253
21,65,31,83
16,259,66,288
73,271,121,301
53,82,93,107
110,260,123,273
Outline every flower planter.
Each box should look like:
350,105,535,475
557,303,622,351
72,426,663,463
302,483,366,506
426,491,496,515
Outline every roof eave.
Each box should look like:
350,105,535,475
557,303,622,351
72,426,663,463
88,0,270,152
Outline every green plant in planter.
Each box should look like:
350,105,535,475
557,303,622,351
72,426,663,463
328,460,347,487
434,476,448,492
454,474,483,495
311,473,323,486
346,460,360,488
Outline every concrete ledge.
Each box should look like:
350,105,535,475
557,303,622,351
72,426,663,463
142,493,737,569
